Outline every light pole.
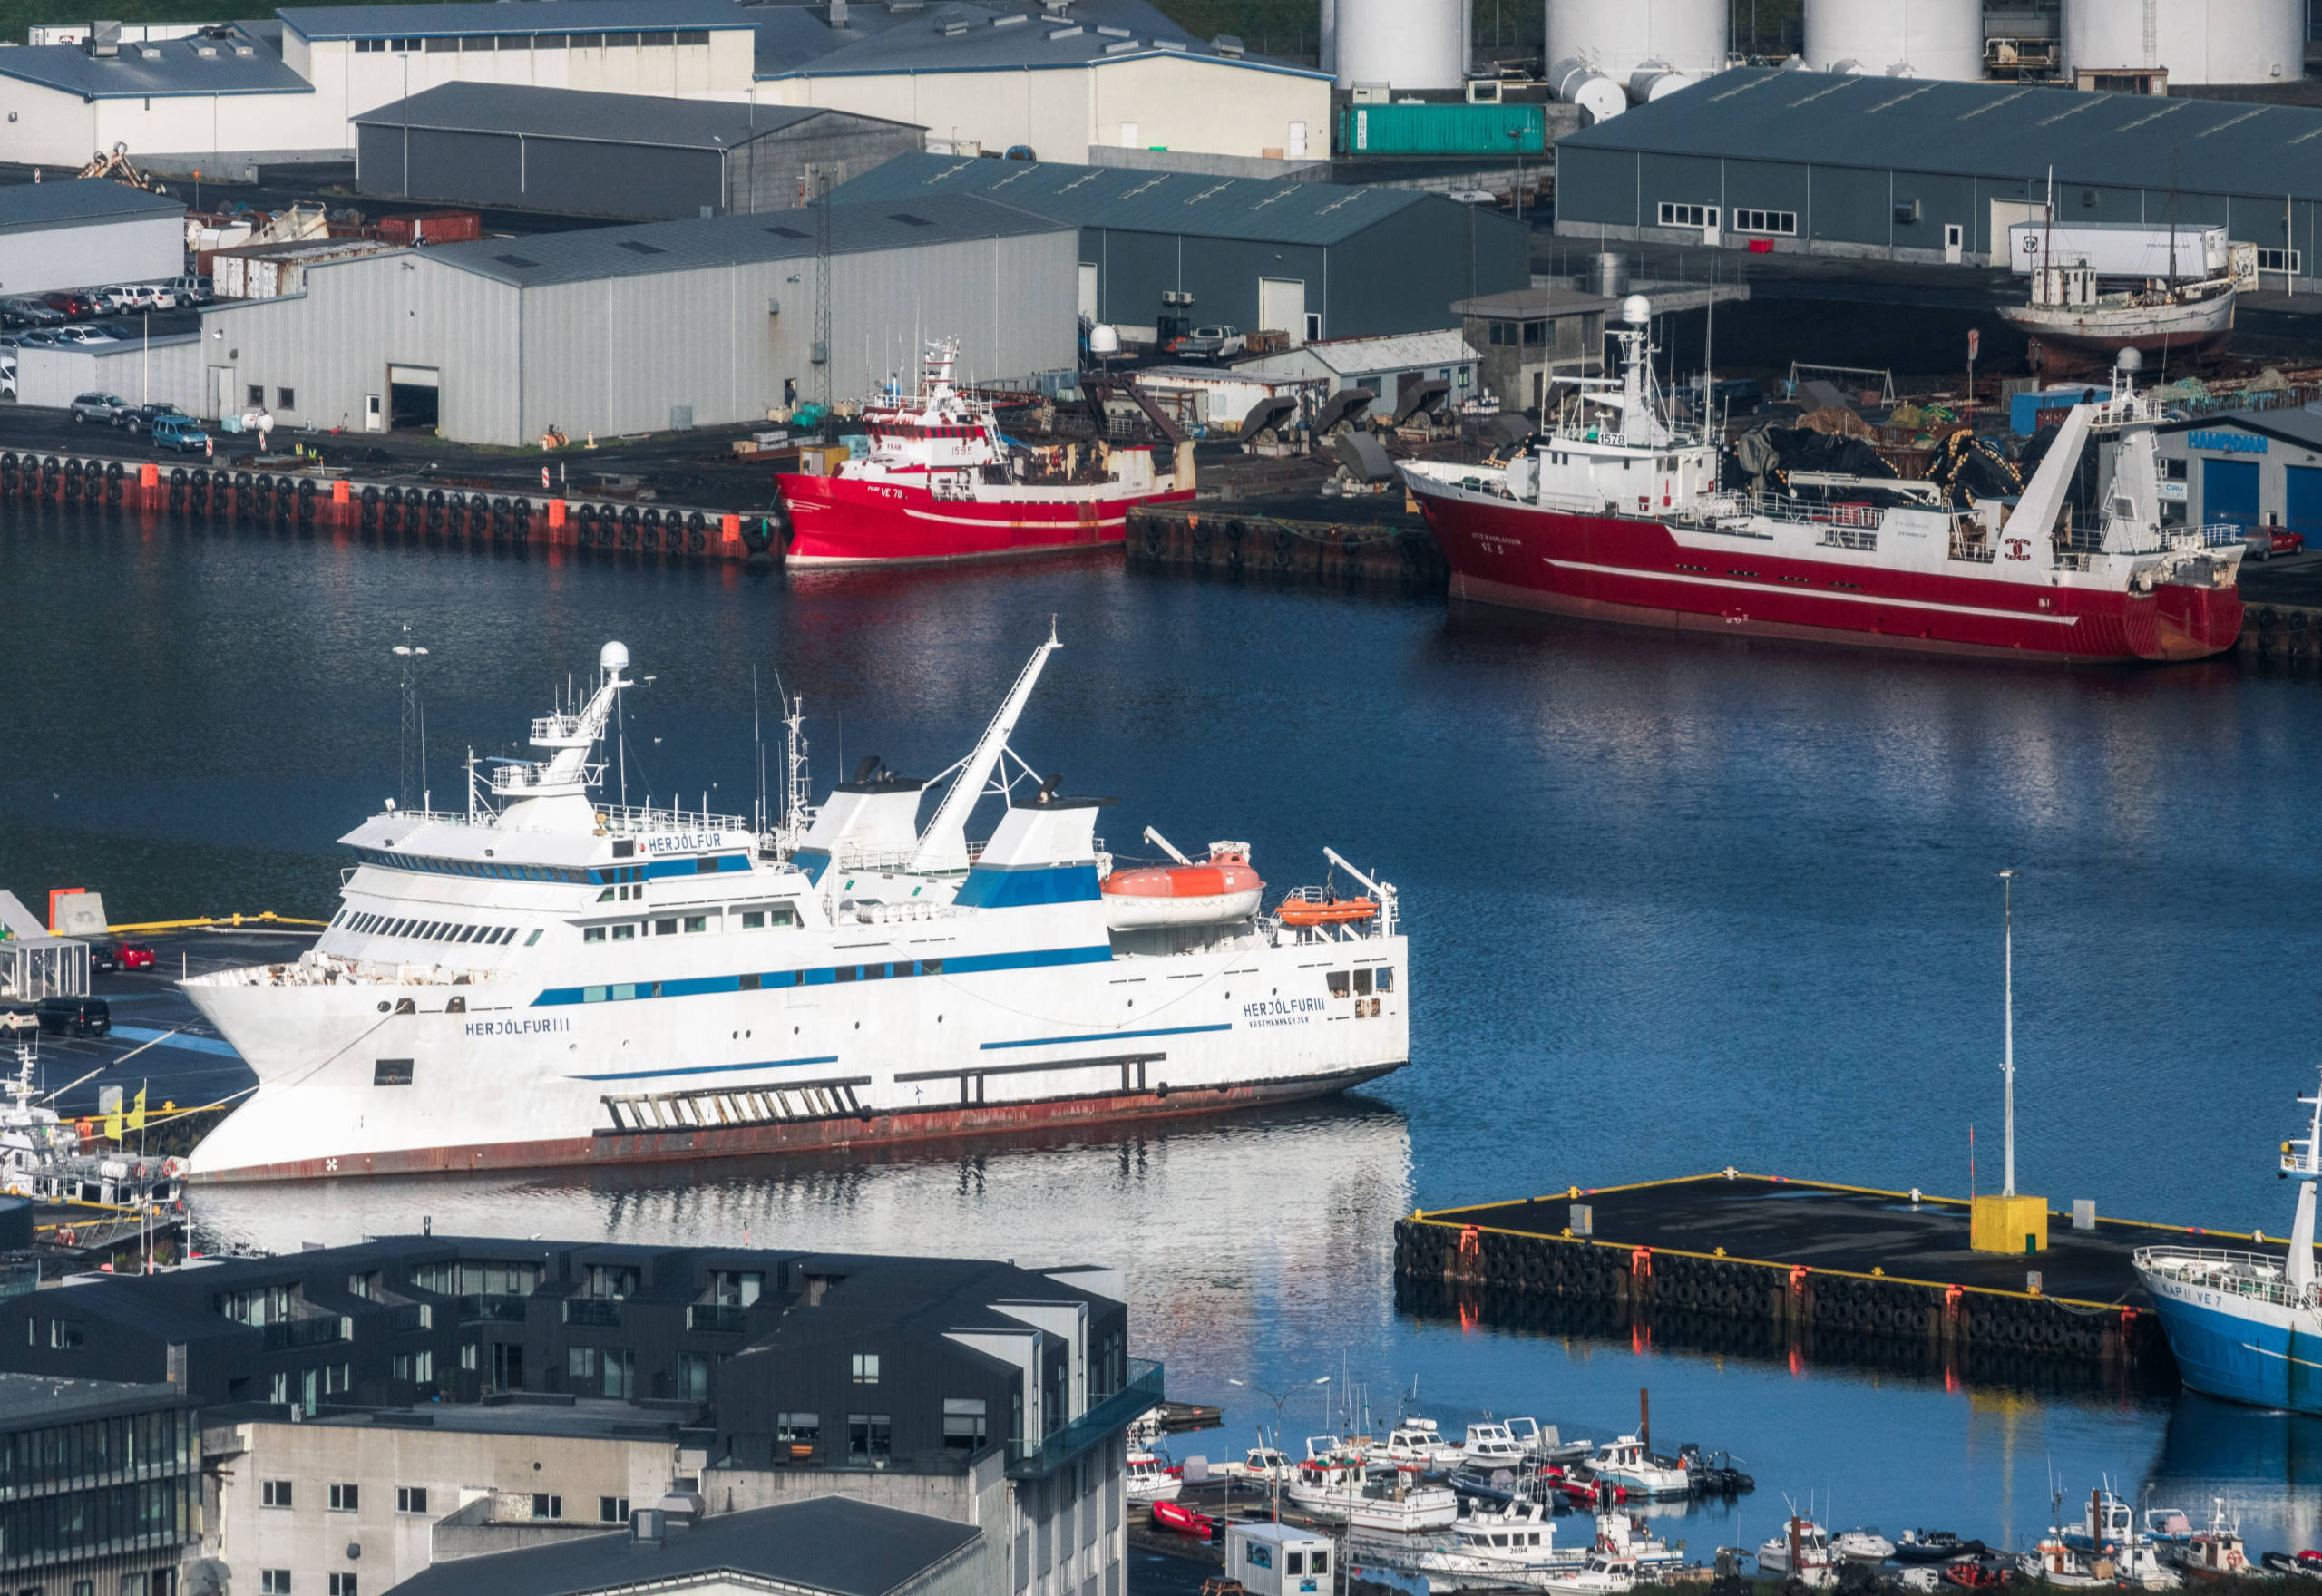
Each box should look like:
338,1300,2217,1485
393,629,429,813
1997,869,2017,1198
1228,1376,1328,1522
1508,126,1525,224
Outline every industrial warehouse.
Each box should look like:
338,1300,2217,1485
1555,67,2322,281
353,83,925,218
192,193,1074,443
828,152,1529,347
0,179,182,297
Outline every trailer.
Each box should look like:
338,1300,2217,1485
2009,220,2230,280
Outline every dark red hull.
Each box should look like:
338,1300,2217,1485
779,472,1194,566
1413,494,2241,663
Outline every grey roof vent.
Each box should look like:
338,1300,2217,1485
88,20,121,56
137,44,162,58
887,0,923,10
233,44,254,54
825,0,847,23
1102,38,1137,52
193,43,218,54
1151,37,1184,50
1046,24,1080,37
937,18,968,34
1210,34,1243,54
1093,24,1128,35
990,11,1025,24
617,239,667,254
493,252,538,268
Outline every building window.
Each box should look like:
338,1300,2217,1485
247,384,265,408
682,915,706,934
582,927,606,942
327,1578,356,1596
943,1398,988,1450
569,1344,634,1397
611,924,635,941
678,1350,711,1402
49,1319,84,1348
2258,247,2304,275
652,918,678,937
262,1480,293,1508
1521,322,1546,347
329,1483,359,1512
391,1350,433,1382
1655,201,1717,229
847,1414,893,1465
261,1576,290,1596
777,1412,821,1459
677,28,708,43
397,1486,428,1514
851,1352,880,1384
600,1497,630,1524
532,1494,562,1520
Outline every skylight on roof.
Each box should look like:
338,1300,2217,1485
617,240,667,254
493,253,539,268
890,213,932,227
766,225,810,238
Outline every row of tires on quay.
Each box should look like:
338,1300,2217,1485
0,450,760,557
2245,606,2322,659
1129,511,1449,585
1394,1221,2145,1362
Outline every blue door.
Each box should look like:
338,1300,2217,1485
2287,466,2322,543
2205,458,2260,528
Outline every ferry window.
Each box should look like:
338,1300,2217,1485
598,888,616,902
1327,970,1351,997
836,965,857,982
611,925,635,941
864,962,886,980
583,928,606,943
583,986,608,1003
654,919,678,937
374,1059,413,1086
741,910,765,929
611,983,639,1001
1376,968,1394,993
1353,968,1373,996
683,916,707,934
775,903,797,926
455,927,476,944
526,929,542,946
920,957,942,976
696,857,720,874
740,973,761,990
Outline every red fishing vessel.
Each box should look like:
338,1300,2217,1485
775,339,1194,567
1398,298,2246,663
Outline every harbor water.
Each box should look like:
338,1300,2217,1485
6,503,2322,1554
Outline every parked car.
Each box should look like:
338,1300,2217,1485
151,414,210,453
12,328,64,348
0,354,15,402
40,292,93,318
164,274,213,306
56,325,121,346
116,943,156,971
36,996,111,1037
70,391,130,423
117,401,190,435
1168,325,1246,362
2244,528,2305,560
2,296,63,326
0,1004,37,1039
87,942,119,973
92,285,140,313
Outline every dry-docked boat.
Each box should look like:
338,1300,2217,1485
1286,1457,1459,1533
1399,300,2245,663
179,630,1408,1182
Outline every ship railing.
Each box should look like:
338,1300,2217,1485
597,801,752,836
490,760,599,796
2134,1245,2316,1310
528,713,590,744
1949,530,1997,564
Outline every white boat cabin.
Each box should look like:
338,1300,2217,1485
1228,1523,1335,1596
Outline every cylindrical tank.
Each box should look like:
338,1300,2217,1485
1551,56,1628,123
1626,62,1694,102
1802,0,1984,81
1591,252,1631,299
1335,0,1468,89
2063,0,2302,84
1545,0,1727,78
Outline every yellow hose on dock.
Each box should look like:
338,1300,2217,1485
103,911,327,933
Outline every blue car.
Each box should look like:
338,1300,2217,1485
151,414,210,453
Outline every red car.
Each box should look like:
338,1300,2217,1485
40,292,93,319
115,943,155,970
2245,528,2306,560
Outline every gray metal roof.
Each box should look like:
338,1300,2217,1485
351,81,905,148
409,190,1066,286
1563,67,2322,205
279,0,756,42
749,0,1316,82
0,1373,187,1431
0,26,310,99
828,151,1429,245
0,179,186,233
388,1497,980,1596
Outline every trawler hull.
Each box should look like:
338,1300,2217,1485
778,473,1195,566
2138,1260,2322,1415
1414,496,2243,663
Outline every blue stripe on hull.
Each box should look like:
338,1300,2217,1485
2145,1284,2322,1414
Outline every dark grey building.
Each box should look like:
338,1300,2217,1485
1556,68,2322,280
826,151,1528,348
2156,406,2322,537
0,1375,200,1596
353,82,924,219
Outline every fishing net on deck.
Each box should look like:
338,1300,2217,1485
1796,406,1875,440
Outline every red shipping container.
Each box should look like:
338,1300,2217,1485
379,209,483,245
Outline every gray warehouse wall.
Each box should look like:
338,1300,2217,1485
356,123,723,219
723,120,927,215
0,213,182,297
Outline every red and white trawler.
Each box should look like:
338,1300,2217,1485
1399,296,2247,663
775,339,1195,567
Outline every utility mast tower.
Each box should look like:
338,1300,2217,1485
392,626,428,811
812,161,836,423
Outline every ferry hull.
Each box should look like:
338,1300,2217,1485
1418,497,2242,663
180,1065,1402,1183
778,473,1194,566
2137,1264,2322,1414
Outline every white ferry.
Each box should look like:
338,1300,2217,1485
181,632,1408,1182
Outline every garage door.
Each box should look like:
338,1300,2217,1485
1259,278,1306,346
388,364,439,432
1078,263,1098,323
1989,200,2048,263
2204,457,2259,528
2288,465,2322,540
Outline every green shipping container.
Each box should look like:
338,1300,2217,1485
1338,102,1546,156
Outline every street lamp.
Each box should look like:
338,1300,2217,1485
1227,1376,1329,1523
1507,126,1525,224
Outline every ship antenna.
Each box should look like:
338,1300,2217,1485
1999,868,2018,1198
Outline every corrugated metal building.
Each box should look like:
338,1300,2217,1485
353,82,924,219
1242,330,1484,409
2156,408,2322,537
0,180,185,297
193,193,1074,444
828,151,1528,346
1556,69,2322,279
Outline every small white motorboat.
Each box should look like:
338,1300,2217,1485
2170,1499,2251,1581
1126,1449,1181,1504
1759,1516,1839,1587
1286,1457,1459,1533
1417,1500,1583,1587
1374,1416,1467,1471
1833,1528,1898,1562
1216,1445,1297,1485
1578,1436,1691,1499
1535,1552,1642,1595
1463,1421,1529,1469
1509,1416,1592,1466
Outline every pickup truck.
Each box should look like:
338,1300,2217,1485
1169,325,1246,362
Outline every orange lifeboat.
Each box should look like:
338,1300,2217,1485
1277,890,1378,927
1102,842,1264,929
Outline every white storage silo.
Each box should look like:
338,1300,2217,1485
1544,0,1727,78
1803,0,1985,81
1333,0,1470,89
1552,56,1628,122
2063,0,2302,84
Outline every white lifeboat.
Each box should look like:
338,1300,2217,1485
1102,842,1263,929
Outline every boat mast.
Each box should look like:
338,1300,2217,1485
2284,1066,2322,1295
1999,868,2017,1198
907,624,1060,874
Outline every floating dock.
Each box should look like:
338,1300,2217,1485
1127,504,1448,589
1395,1172,2227,1384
